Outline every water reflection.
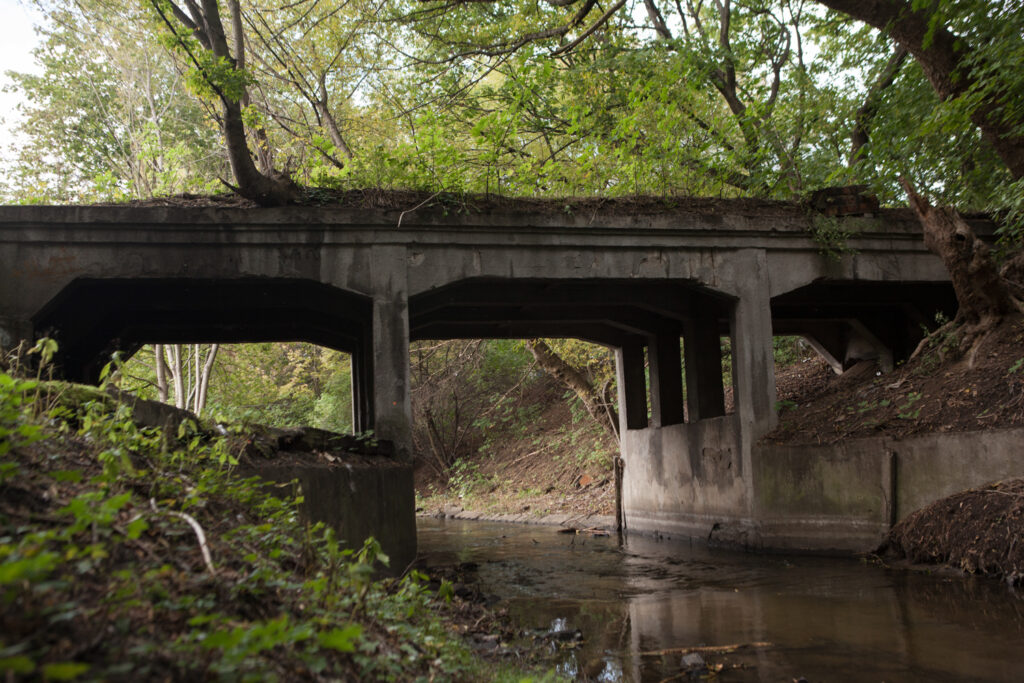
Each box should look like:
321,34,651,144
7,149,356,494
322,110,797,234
417,518,1024,681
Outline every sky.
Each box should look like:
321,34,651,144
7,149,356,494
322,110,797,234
0,0,44,176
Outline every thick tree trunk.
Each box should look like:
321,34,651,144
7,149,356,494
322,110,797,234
818,0,1024,179
153,0,299,206
902,179,1018,358
526,339,619,439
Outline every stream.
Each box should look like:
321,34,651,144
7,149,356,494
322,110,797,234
417,518,1024,681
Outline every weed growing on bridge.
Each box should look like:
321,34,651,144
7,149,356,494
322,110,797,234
0,372,551,681
808,214,855,262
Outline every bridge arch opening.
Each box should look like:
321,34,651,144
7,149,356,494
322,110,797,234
32,277,376,432
771,280,958,373
409,277,737,431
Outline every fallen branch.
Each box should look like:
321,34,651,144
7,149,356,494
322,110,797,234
150,498,216,576
639,641,772,657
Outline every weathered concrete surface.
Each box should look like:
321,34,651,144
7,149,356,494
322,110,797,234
753,440,892,552
621,417,750,540
627,427,1024,554
241,457,417,573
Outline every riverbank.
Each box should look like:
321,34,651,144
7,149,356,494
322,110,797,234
880,477,1024,585
419,504,615,532
0,375,555,680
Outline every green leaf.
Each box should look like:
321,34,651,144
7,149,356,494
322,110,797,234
318,625,362,652
125,517,149,540
41,662,90,680
0,655,35,674
51,469,84,483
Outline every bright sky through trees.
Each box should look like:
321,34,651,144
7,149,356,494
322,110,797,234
0,0,44,173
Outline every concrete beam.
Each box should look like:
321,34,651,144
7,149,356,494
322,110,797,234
410,321,632,348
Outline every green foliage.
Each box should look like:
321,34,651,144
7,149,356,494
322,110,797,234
2,1,225,203
898,391,923,419
0,375,43,457
773,336,814,367
7,0,1024,228
808,214,855,261
0,373,539,680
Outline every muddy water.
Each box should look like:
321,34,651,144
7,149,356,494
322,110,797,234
417,518,1024,681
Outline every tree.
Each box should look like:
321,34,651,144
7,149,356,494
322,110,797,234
525,339,618,438
153,343,219,414
148,0,300,204
817,0,1024,180
408,1,1023,187
3,0,226,202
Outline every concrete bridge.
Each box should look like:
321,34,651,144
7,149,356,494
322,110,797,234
0,199,971,555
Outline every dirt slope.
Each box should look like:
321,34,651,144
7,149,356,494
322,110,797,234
766,313,1024,444
415,376,617,519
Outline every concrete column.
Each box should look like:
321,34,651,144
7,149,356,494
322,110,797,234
647,329,684,427
799,319,894,374
349,344,374,434
615,339,648,432
682,316,725,422
730,250,778,449
370,246,412,461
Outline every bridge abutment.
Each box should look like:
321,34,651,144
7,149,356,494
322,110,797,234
619,250,778,544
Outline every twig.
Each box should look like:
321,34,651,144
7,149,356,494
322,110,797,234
639,641,772,657
397,191,442,228
150,498,216,576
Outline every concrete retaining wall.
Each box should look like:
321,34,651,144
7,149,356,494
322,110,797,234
622,415,752,540
240,457,417,573
624,426,1024,554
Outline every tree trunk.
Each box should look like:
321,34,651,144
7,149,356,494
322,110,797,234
818,0,1024,179
154,343,168,403
194,343,218,415
152,0,299,205
902,178,1018,357
526,339,619,439
204,1,297,205
168,344,185,410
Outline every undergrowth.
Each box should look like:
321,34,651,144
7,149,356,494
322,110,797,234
0,372,551,681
